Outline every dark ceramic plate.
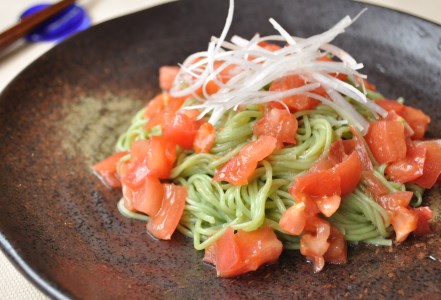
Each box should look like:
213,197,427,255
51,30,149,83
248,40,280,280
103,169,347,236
1,0,441,299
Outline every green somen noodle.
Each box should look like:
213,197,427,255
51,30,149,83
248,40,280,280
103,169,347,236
114,90,423,251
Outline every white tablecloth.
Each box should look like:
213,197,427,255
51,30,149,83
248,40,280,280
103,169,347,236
0,0,439,299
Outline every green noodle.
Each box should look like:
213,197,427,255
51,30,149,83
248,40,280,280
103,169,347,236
114,96,426,251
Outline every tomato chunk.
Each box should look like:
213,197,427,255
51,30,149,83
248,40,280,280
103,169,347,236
235,227,283,272
92,151,128,188
214,136,277,185
162,112,199,149
400,106,431,140
253,107,298,147
323,226,347,265
194,122,216,153
121,138,176,188
131,176,164,216
412,140,441,189
144,94,166,120
279,202,307,235
145,136,176,179
300,216,331,273
159,66,180,90
214,227,283,277
385,144,426,183
365,120,407,164
269,75,321,112
147,184,187,240
412,207,433,236
291,169,341,199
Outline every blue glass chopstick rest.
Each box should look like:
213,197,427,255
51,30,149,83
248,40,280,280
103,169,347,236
20,3,91,43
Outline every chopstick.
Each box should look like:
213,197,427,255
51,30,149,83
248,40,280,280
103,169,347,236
0,0,77,51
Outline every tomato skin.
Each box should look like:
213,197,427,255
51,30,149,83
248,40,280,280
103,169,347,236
214,227,283,277
92,151,128,188
159,66,180,90
147,184,187,240
203,244,217,265
214,136,277,185
412,140,441,189
365,120,407,164
269,75,321,112
385,144,426,183
194,122,216,153
162,112,199,149
253,107,298,147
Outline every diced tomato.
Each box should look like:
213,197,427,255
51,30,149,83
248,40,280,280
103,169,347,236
144,94,166,120
92,151,128,188
350,127,374,171
214,136,277,185
162,111,199,149
203,244,217,265
412,207,433,236
258,41,282,52
214,227,245,277
400,106,431,140
120,137,176,188
362,171,389,197
122,184,135,211
194,122,216,153
323,226,347,265
373,99,431,140
279,202,307,235
145,136,176,179
376,191,413,212
291,169,341,199
374,99,405,115
253,107,298,147
365,120,407,164
300,217,331,272
385,145,426,183
269,75,321,112
315,195,341,217
120,140,150,188
147,184,187,240
333,151,362,196
214,227,283,277
390,208,418,242
159,66,180,90
235,227,283,272
130,176,164,216
413,140,441,188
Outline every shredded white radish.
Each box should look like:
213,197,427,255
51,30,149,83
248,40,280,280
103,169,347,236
169,0,385,134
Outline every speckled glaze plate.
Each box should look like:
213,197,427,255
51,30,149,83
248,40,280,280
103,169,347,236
1,0,440,299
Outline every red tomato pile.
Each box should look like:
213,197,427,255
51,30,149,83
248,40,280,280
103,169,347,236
92,61,438,278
